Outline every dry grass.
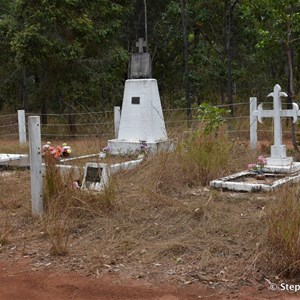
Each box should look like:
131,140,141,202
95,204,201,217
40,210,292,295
0,140,29,154
42,155,117,255
130,128,236,196
0,170,31,249
262,185,300,277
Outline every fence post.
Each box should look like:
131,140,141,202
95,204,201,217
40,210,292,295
250,97,257,150
18,110,27,144
28,116,43,216
114,106,121,138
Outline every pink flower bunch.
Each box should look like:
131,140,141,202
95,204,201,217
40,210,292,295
247,163,257,170
103,146,110,152
140,141,149,153
248,155,267,174
257,155,267,168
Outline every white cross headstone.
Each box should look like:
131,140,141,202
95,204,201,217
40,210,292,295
257,84,299,167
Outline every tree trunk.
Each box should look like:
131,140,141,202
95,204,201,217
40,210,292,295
144,0,148,52
179,0,191,120
225,0,239,115
22,68,28,112
286,42,299,152
35,73,48,124
40,98,47,125
68,102,77,135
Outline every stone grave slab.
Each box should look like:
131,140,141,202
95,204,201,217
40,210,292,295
81,159,143,192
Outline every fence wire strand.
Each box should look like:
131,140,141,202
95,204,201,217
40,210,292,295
0,103,297,142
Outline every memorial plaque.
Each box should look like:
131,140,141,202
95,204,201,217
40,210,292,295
131,97,140,104
85,166,102,183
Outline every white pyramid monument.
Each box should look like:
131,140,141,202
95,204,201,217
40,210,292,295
108,38,171,154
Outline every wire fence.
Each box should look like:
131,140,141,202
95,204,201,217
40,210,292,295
0,102,296,144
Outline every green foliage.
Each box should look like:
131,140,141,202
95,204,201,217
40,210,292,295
0,0,132,111
194,103,230,134
1,0,300,112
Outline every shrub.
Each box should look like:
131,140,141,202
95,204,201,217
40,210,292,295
194,103,230,134
140,127,233,194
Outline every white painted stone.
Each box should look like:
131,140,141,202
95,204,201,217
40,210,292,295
0,153,29,167
80,162,108,191
41,163,83,179
60,153,99,163
108,79,169,154
264,161,300,173
81,159,143,192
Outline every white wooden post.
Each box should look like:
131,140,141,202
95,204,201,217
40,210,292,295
114,106,121,138
250,97,257,150
18,110,27,144
29,116,43,216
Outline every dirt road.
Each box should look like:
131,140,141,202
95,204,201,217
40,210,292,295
0,260,292,300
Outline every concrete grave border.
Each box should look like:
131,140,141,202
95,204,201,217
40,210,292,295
210,171,300,192
0,153,29,168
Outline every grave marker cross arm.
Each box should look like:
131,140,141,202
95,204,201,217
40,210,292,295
136,37,147,53
257,84,299,147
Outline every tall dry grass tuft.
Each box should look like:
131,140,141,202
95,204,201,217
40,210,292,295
42,155,117,255
264,186,300,276
178,128,232,185
139,127,233,194
101,178,117,210
0,217,11,246
43,156,71,255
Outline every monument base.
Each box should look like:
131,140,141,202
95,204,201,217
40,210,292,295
107,139,173,155
265,160,300,173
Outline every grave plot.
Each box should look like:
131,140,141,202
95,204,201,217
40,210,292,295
210,171,300,192
210,84,300,192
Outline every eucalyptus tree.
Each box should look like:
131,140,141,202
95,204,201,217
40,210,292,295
0,0,19,111
7,0,132,122
249,0,300,149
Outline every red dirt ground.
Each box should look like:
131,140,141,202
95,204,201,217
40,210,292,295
0,259,296,300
